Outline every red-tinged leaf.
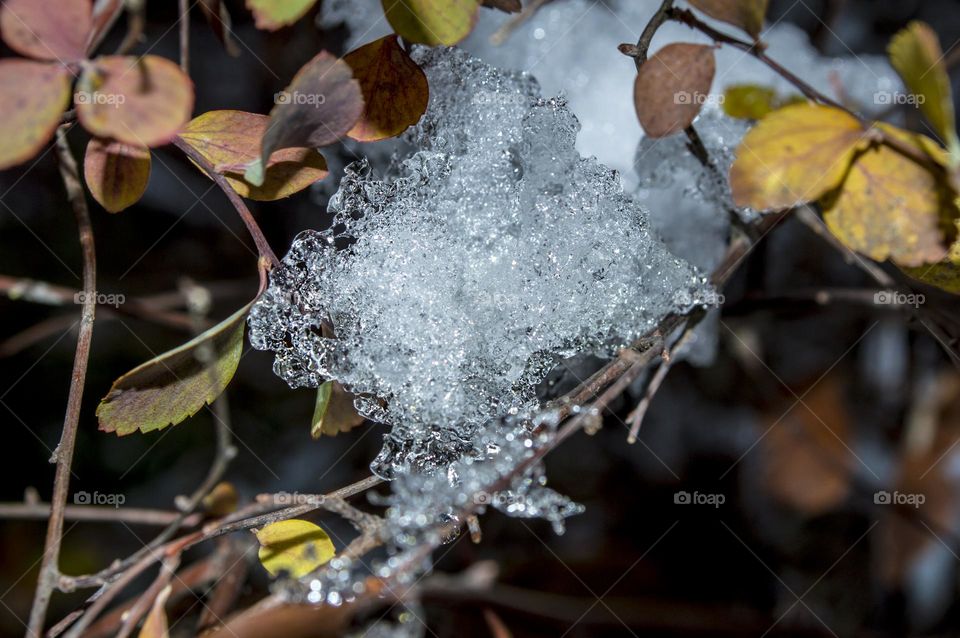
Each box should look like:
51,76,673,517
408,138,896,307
634,43,716,138
83,138,151,213
178,110,329,200
0,0,91,62
345,35,428,142
246,52,362,186
382,0,480,46
198,0,240,56
85,0,124,56
0,60,71,171
76,55,195,148
246,0,317,30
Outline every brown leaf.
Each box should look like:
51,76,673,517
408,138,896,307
178,110,329,200
246,52,362,186
83,138,151,213
0,0,91,62
482,0,521,12
761,373,854,515
633,43,716,138
77,55,195,148
311,381,365,438
0,60,72,170
688,0,768,40
345,35,429,142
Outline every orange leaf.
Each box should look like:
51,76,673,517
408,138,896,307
83,138,151,213
0,60,71,170
76,55,195,148
0,0,91,62
345,35,428,142
634,43,716,138
178,110,329,200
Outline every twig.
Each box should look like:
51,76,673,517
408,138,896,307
0,502,202,527
489,0,553,46
178,0,190,73
115,0,146,55
626,320,699,443
633,0,674,69
25,125,98,638
172,137,279,270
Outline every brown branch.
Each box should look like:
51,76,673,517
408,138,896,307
26,125,98,638
633,0,674,68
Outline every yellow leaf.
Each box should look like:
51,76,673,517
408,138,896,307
822,124,952,267
888,21,959,159
255,520,335,578
138,585,171,638
311,381,365,439
730,103,870,211
688,0,768,40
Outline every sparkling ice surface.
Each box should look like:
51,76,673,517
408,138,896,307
248,47,711,478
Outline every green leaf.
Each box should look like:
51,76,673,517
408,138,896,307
96,301,255,435
311,381,365,439
722,84,778,120
255,520,335,578
888,21,959,160
382,0,481,46
246,0,317,30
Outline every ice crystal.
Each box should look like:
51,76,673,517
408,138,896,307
249,47,711,478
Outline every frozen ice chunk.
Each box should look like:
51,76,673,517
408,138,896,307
249,47,711,463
